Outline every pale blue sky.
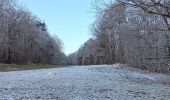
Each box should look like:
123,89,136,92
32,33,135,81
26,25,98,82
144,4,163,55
19,0,94,55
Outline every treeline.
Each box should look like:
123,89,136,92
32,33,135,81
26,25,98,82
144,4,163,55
68,0,170,73
0,0,66,64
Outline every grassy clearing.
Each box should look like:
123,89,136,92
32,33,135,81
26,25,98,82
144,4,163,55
0,64,66,72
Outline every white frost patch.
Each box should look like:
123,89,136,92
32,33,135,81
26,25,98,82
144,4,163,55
47,72,56,77
112,63,122,69
143,75,155,80
133,72,155,80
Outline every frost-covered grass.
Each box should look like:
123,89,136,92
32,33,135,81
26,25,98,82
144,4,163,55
0,64,64,72
0,65,170,100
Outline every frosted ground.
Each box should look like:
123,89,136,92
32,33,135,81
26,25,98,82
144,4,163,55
0,64,170,100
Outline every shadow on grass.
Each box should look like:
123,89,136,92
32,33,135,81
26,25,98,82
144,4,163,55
0,64,67,72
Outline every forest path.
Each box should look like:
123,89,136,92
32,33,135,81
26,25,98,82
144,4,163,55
0,65,170,100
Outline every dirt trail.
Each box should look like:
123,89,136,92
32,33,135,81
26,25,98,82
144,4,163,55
0,65,170,100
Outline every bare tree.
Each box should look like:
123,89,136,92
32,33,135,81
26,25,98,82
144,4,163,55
116,0,170,30
0,0,66,65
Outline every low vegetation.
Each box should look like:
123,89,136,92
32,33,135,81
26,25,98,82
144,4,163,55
0,64,65,72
